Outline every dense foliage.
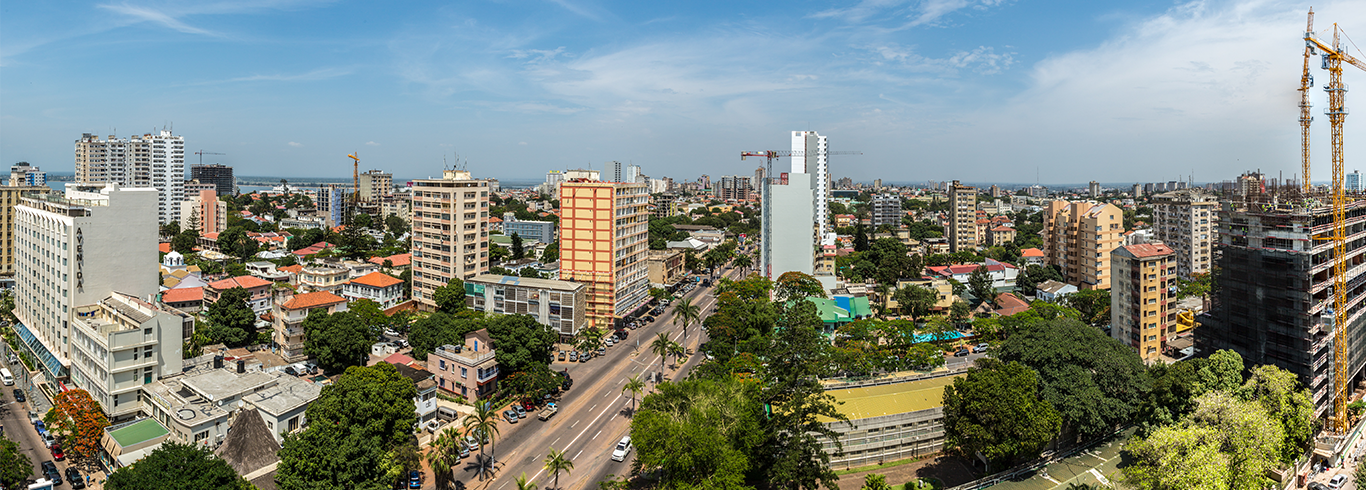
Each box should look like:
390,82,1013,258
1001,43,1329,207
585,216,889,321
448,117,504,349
0,436,31,490
302,307,375,373
44,389,109,465
200,287,257,347
942,359,1061,468
106,441,252,490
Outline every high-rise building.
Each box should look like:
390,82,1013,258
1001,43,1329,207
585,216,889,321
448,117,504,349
1041,200,1124,290
606,161,624,183
179,189,227,235
558,179,649,330
358,169,393,202
1237,171,1264,197
1349,171,1362,193
68,292,187,419
410,170,491,311
718,175,752,201
13,184,159,381
626,165,643,184
699,174,711,190
8,163,45,187
0,184,45,281
761,172,815,279
948,181,977,253
791,131,832,239
652,193,679,218
1151,189,1218,278
543,170,565,196
184,179,216,195
1132,184,1143,198
872,194,901,229
1089,181,1101,197
190,164,235,196
989,185,1002,198
754,167,766,190
316,184,348,228
1110,243,1176,363
1196,200,1366,416
75,131,185,224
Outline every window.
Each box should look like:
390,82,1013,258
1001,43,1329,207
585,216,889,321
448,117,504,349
194,431,209,443
461,367,467,378
439,360,446,370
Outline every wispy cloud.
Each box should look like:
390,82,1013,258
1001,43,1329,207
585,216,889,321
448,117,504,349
184,67,353,86
545,0,606,22
94,0,337,37
97,3,219,36
811,0,1009,28
366,141,380,146
288,141,302,147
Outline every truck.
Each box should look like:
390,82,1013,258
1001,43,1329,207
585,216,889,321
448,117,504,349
538,405,558,421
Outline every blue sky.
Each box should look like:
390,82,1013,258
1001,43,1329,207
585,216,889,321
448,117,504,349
2,0,1364,185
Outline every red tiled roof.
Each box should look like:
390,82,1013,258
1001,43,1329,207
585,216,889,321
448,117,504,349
995,293,1030,316
159,243,172,253
991,226,1014,232
279,264,304,274
207,275,274,291
281,291,347,310
350,272,403,288
383,353,416,366
160,287,204,303
1021,248,1045,258
294,242,335,256
1122,243,1174,258
203,232,220,241
368,253,411,267
489,217,503,223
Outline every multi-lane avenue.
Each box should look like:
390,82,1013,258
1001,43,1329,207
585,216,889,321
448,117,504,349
458,265,746,490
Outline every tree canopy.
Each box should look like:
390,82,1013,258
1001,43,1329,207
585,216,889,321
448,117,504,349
303,308,376,373
201,287,257,347
942,359,1061,468
106,441,253,490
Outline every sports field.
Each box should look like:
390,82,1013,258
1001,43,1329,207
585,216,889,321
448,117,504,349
820,374,962,422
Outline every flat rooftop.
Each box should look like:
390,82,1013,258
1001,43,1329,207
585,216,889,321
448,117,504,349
819,374,962,422
108,418,170,448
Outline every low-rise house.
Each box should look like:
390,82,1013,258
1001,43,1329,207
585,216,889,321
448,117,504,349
141,364,321,448
298,263,350,293
1036,280,1078,302
926,260,1019,291
388,362,439,426
368,253,412,272
343,271,405,309
245,261,292,283
159,287,205,313
993,293,1031,316
1021,248,1045,266
428,329,499,401
205,275,275,316
647,249,685,289
273,291,348,363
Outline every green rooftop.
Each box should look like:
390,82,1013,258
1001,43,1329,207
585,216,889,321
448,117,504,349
819,374,962,422
804,296,873,326
108,418,170,448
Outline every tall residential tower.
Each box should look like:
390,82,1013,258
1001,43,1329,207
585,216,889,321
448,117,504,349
410,170,491,311
75,131,185,224
558,179,649,330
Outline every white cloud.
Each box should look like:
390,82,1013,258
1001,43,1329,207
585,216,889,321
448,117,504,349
810,0,1010,28
366,141,380,146
95,0,335,37
288,141,302,147
518,141,528,146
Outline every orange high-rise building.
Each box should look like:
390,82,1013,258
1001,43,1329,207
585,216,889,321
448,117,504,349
558,179,649,330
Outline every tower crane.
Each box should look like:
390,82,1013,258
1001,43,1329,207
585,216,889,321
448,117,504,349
1304,17,1366,433
194,150,226,165
347,152,361,203
1299,8,1316,193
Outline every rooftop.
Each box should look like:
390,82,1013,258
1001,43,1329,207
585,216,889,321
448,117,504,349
280,291,347,310
181,369,277,402
468,274,584,292
242,377,322,416
160,287,204,304
367,253,411,267
349,271,403,288
107,418,171,448
820,374,962,422
207,275,274,291
1121,243,1175,258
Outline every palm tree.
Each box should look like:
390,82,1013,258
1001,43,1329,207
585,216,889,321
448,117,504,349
622,374,645,411
650,332,672,379
672,297,701,350
462,402,502,480
424,427,463,488
544,447,574,490
732,253,752,272
516,472,538,490
669,340,686,367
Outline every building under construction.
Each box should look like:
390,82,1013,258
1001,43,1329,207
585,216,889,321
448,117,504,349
1197,194,1366,418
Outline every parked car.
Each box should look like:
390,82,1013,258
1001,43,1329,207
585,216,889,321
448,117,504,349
605,338,615,347
28,411,42,426
615,330,629,341
611,435,633,462
384,329,400,337
41,461,61,485
408,470,422,489
50,443,64,461
41,431,56,448
972,343,989,353
458,440,471,458
953,348,970,357
578,352,589,362
596,347,606,356
1328,475,1348,490
522,400,537,411
568,351,578,362
12,389,25,403
558,351,566,361
284,366,299,376
503,410,518,423
66,467,85,489
1309,482,1329,490
512,405,526,419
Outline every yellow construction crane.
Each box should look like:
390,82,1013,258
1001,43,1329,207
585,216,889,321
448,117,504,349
1299,8,1315,193
1304,18,1366,433
347,152,360,203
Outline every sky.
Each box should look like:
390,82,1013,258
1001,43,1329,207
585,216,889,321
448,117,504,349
3,0,1365,185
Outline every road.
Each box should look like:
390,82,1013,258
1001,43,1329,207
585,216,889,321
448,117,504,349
0,341,70,486
461,265,744,490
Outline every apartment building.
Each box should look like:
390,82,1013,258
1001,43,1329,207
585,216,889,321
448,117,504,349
428,329,499,401
1110,244,1176,363
647,249,686,288
1151,189,1218,278
1041,200,1124,290
503,213,556,245
316,184,348,229
179,189,226,235
9,162,46,187
464,274,586,339
761,172,816,279
68,292,188,420
0,184,45,280
189,164,234,196
872,194,901,229
297,264,350,293
1196,201,1366,417
358,169,393,202
948,181,977,253
75,131,185,224
410,170,490,311
141,363,321,446
273,291,348,363
652,193,679,218
204,275,274,316
558,179,649,330
13,184,159,381
717,175,752,201
792,131,832,239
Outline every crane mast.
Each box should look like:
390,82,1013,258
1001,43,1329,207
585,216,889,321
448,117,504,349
1300,8,1315,193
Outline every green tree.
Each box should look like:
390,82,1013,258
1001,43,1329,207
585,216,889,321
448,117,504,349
1061,289,1111,327
216,226,259,261
172,229,199,254
995,318,1147,440
201,287,257,347
949,301,971,324
1015,264,1063,294
942,359,1061,469
1238,364,1314,462
160,221,181,239
463,401,502,480
425,427,464,490
650,332,672,377
544,447,574,490
385,215,408,235
485,314,558,375
302,309,375,373
511,233,525,260
893,284,937,320
861,474,892,490
276,363,418,490
540,242,559,263
854,224,869,252
623,374,645,412
106,441,252,490
1123,391,1282,490
433,278,466,314
0,436,32,490
352,213,373,230
673,297,701,347
968,265,994,305
630,377,762,489
517,473,538,490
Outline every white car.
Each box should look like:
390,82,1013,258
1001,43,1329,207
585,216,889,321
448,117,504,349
1328,475,1348,490
611,435,632,462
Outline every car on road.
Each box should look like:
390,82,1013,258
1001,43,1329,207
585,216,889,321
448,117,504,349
579,352,590,362
29,411,43,426
13,389,25,403
1328,475,1348,490
596,347,606,356
384,329,400,338
66,467,85,489
1309,482,1329,490
41,461,61,485
611,435,633,462
503,410,519,423
972,343,989,353
458,440,471,458
605,338,615,347
953,348,970,357
50,443,64,461
41,431,56,449
408,470,422,489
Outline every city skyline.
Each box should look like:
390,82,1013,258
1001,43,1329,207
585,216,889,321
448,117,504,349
3,0,1366,184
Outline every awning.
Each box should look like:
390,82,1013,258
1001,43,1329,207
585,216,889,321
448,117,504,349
115,443,163,467
14,323,67,379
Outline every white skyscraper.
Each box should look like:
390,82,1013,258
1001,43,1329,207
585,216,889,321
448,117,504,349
75,130,185,224
606,161,624,182
626,164,643,184
791,131,831,240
